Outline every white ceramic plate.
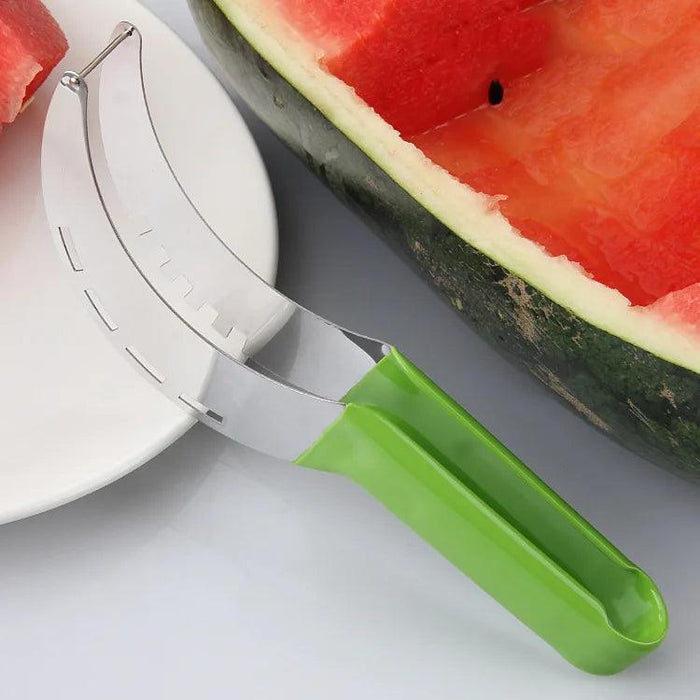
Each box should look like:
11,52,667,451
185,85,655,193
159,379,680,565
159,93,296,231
0,0,277,524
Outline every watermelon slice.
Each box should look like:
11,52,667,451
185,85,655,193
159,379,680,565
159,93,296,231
0,0,68,129
190,0,700,477
278,0,700,313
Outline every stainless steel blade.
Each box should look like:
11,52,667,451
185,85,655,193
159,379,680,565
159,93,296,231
94,24,387,400
41,22,355,460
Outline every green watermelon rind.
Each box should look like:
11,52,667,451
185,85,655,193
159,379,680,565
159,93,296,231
189,0,700,478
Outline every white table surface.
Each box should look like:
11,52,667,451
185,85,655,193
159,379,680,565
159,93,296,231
2,2,699,698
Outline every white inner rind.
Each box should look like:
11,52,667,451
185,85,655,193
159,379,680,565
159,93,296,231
216,0,700,374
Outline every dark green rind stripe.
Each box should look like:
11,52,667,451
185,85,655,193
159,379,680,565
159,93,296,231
189,0,700,478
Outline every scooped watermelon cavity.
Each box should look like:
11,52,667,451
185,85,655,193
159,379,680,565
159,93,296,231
0,0,68,128
281,0,700,314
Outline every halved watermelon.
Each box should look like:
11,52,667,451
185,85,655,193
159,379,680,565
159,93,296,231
0,0,68,129
189,0,700,477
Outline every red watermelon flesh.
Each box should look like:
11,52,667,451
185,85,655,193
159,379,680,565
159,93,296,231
281,0,551,136
276,0,393,53
649,284,700,338
280,0,700,324
0,0,68,128
0,30,40,126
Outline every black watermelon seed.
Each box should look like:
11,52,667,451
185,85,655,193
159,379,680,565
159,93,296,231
488,80,504,106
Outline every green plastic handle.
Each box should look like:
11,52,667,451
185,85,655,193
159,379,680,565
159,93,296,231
297,349,667,674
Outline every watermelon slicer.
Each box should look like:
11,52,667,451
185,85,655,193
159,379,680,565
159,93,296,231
40,23,667,674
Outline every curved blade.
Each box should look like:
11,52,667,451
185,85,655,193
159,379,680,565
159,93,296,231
96,24,387,400
41,23,351,460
